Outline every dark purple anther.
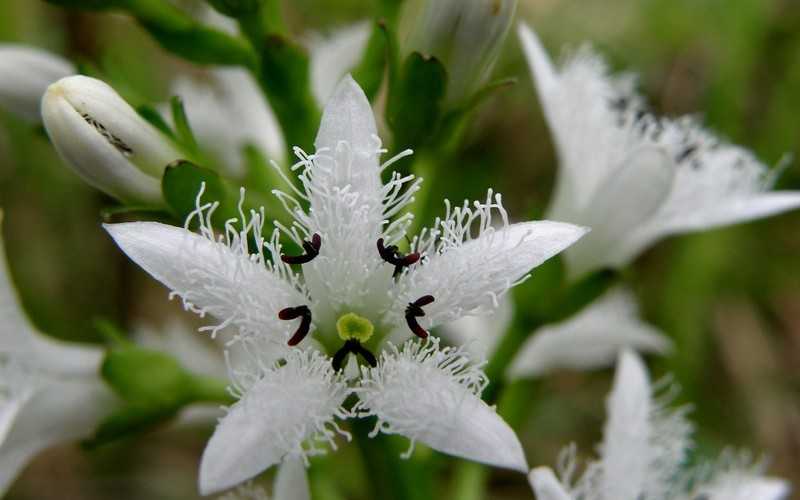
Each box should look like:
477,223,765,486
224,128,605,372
377,238,421,277
404,295,435,339
278,305,312,346
281,234,322,265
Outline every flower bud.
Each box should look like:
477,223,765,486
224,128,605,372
401,0,517,104
42,75,183,204
0,45,75,122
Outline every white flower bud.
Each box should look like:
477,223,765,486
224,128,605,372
0,45,75,122
42,75,183,204
401,0,518,103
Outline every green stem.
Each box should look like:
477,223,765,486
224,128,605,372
186,375,235,405
449,461,488,500
351,418,434,500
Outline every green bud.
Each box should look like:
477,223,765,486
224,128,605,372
102,347,190,407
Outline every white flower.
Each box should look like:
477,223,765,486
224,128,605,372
518,23,800,279
401,0,518,103
170,68,285,177
527,350,790,500
0,44,74,122
105,75,588,494
0,212,115,496
507,288,671,379
42,75,183,205
308,22,372,106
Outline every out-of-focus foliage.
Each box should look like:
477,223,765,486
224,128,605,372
1,0,799,499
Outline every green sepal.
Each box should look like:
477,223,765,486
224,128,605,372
89,341,234,448
387,52,447,152
162,160,238,226
437,78,517,149
255,35,320,153
205,0,262,17
102,347,190,406
136,104,176,140
170,96,200,156
352,21,391,102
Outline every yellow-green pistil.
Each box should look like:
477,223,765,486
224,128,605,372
336,312,375,343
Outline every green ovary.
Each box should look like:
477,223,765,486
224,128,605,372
336,312,375,343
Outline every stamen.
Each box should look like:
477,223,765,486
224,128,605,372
377,238,421,277
281,233,322,265
332,339,378,371
278,305,312,346
404,295,435,339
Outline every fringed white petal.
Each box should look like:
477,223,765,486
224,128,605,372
309,23,372,105
438,295,514,360
171,67,285,175
354,338,528,472
274,459,311,500
272,76,419,323
394,191,586,329
528,467,574,500
573,350,692,500
682,450,790,500
104,216,306,342
599,350,653,500
507,288,671,379
563,146,674,277
199,349,349,495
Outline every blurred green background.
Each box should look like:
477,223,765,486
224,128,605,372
1,0,799,498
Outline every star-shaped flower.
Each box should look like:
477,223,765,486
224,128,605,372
0,213,115,496
105,75,588,494
518,23,800,279
528,350,790,500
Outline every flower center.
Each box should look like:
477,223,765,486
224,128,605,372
336,312,374,343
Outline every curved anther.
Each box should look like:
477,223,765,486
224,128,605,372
332,339,378,371
377,238,420,277
404,295,435,339
281,234,322,265
278,305,312,346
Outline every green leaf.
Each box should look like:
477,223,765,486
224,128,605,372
162,160,237,225
136,104,176,140
387,52,447,151
170,96,199,156
352,21,391,102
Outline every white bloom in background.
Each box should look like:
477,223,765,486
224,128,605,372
401,0,518,103
105,75,587,494
528,350,790,500
217,460,309,500
171,68,285,177
308,22,372,106
438,295,513,360
0,45,74,122
518,23,800,279
507,288,671,379
42,75,183,205
0,213,115,496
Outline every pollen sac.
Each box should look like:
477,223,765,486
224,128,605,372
336,312,375,343
377,238,421,277
281,233,322,265
278,305,312,346
405,295,435,339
